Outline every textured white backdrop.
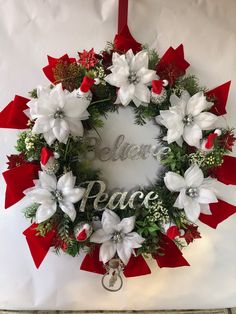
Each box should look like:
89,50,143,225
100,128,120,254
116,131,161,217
0,0,236,310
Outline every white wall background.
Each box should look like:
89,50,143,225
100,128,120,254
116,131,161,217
0,0,236,310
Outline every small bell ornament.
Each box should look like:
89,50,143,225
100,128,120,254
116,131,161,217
74,222,93,242
40,147,60,174
76,76,95,102
151,79,168,104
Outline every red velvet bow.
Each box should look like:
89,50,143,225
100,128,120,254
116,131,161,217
205,81,231,116
199,199,236,229
0,95,29,129
153,234,189,268
2,162,40,208
211,155,236,185
156,44,190,86
40,147,54,165
114,25,142,54
43,54,76,84
80,245,151,277
23,223,56,268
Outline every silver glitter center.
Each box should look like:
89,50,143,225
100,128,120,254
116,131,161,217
128,71,140,85
185,187,199,198
52,190,63,201
183,115,193,126
111,232,124,243
54,109,65,119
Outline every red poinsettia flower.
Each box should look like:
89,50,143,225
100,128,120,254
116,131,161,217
78,48,98,69
156,44,190,86
218,130,236,151
7,153,27,169
181,224,201,245
205,81,231,116
43,54,76,84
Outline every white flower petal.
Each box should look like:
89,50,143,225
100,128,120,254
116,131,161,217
167,125,184,143
200,203,212,215
173,189,186,209
32,117,53,133
184,164,204,187
25,188,53,204
39,171,57,191
118,84,135,106
131,50,149,71
134,83,150,103
99,240,117,264
116,241,132,265
57,172,76,192
170,94,181,107
183,123,202,147
63,97,89,118
63,187,85,203
138,68,157,84
164,172,186,192
36,202,57,223
52,119,70,143
194,112,218,130
125,232,145,247
183,196,201,222
43,130,56,145
117,216,135,234
64,118,84,137
59,201,76,221
90,229,111,243
196,188,218,204
186,92,210,116
104,71,128,88
102,209,120,234
181,90,191,103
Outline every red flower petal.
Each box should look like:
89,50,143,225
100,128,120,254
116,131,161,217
199,199,236,229
156,44,190,85
206,81,231,116
0,95,29,129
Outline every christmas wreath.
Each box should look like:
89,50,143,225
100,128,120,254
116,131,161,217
1,1,236,291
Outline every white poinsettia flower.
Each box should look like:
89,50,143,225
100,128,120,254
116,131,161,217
27,83,90,145
164,164,218,222
104,49,158,107
24,171,85,223
90,209,145,265
156,91,218,147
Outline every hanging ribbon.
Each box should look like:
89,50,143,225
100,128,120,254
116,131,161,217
211,155,236,185
118,0,128,34
114,0,141,53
